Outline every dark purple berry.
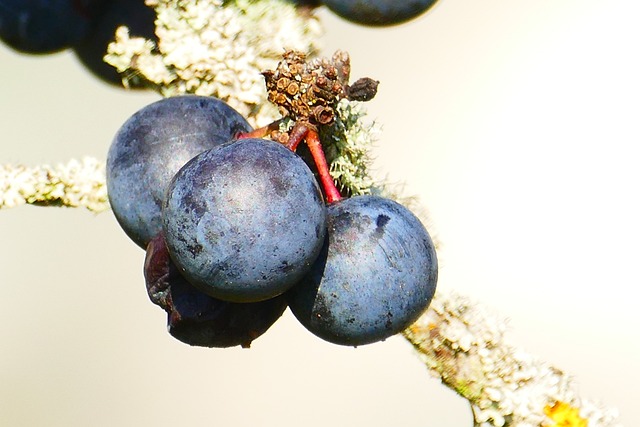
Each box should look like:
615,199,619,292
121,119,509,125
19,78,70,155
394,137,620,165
106,95,252,249
162,138,327,303
72,0,156,87
0,0,102,54
322,0,439,27
288,195,438,346
144,233,287,348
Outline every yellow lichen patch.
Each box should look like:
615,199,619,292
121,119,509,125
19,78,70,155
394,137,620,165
544,401,588,427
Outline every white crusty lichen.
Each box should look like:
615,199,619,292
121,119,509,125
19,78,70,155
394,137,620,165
404,291,621,427
104,0,322,126
0,158,108,212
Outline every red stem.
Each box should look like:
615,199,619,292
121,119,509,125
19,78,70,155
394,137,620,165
236,119,282,140
239,119,342,204
304,130,342,203
285,122,310,151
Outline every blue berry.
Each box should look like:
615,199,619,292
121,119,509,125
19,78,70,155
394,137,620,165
144,233,287,348
106,95,252,249
287,195,438,346
162,138,327,303
73,0,157,87
321,0,439,26
287,0,321,7
0,0,100,54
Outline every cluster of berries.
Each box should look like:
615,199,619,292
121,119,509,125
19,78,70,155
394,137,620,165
107,94,438,348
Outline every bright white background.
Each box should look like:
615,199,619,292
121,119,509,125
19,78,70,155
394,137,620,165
1,1,638,426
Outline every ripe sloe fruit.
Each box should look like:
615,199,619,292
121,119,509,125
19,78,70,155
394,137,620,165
73,0,157,87
288,195,438,346
162,138,327,303
106,95,252,249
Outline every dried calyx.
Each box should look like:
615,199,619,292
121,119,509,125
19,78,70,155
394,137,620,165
262,50,378,143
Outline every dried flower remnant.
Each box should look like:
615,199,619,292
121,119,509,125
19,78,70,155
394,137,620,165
262,49,378,140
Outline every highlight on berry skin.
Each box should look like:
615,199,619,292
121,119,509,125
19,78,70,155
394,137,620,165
106,95,252,249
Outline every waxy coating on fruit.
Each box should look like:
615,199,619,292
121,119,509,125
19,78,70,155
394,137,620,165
106,95,252,249
162,137,327,303
144,233,287,348
287,195,438,346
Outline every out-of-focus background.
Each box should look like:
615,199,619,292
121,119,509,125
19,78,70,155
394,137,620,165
1,1,638,426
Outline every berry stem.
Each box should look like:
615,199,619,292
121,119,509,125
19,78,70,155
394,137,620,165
238,119,342,203
304,129,342,203
286,123,342,203
236,119,283,140
285,122,310,151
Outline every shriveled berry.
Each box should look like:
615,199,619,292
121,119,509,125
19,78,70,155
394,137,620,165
144,233,287,348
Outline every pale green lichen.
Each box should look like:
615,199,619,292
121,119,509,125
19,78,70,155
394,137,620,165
320,99,379,197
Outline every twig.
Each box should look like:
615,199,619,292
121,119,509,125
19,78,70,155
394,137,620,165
0,157,108,212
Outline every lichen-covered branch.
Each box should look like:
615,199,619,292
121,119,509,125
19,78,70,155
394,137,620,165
321,99,378,196
0,157,108,212
105,0,322,126
404,291,621,427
